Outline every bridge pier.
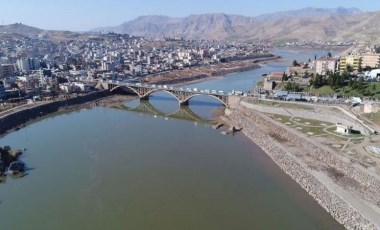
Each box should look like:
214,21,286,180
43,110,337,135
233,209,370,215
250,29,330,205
140,95,149,101
180,100,189,106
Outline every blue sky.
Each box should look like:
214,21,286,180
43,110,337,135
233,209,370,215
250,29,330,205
1,0,379,31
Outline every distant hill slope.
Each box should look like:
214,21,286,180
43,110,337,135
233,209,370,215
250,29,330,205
93,7,380,43
0,23,89,41
95,14,255,40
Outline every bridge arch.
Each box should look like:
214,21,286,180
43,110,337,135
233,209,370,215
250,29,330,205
182,94,228,107
110,85,183,102
141,89,182,102
110,85,141,96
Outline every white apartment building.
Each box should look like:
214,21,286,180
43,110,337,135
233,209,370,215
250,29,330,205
315,58,337,75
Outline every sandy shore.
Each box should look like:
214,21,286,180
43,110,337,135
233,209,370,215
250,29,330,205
225,101,380,230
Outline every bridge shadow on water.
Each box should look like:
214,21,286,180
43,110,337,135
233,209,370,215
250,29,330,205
118,97,222,124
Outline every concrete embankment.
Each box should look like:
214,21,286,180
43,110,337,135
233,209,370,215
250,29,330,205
225,104,380,230
0,90,111,135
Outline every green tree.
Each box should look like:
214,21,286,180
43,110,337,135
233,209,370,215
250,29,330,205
313,74,323,88
334,74,343,88
285,82,302,92
327,52,332,57
371,83,377,91
356,77,365,91
293,60,299,67
348,77,354,87
281,72,288,83
327,72,335,87
346,64,353,73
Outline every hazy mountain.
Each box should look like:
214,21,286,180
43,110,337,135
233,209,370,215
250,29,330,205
1,7,379,43
96,13,255,40
0,23,89,41
93,7,380,42
256,7,362,21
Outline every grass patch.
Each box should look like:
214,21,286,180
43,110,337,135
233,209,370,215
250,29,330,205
268,114,292,123
244,98,313,110
308,85,336,96
256,80,264,87
269,114,327,136
292,117,334,127
308,83,380,99
297,126,326,136
325,134,348,142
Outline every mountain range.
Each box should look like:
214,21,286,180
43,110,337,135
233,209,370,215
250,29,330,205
1,7,380,43
93,7,380,42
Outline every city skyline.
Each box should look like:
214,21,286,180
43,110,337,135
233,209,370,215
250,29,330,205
1,0,380,31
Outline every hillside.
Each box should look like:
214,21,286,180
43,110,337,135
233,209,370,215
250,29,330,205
93,7,380,43
0,23,90,41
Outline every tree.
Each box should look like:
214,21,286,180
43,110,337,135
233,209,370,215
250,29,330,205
327,52,332,57
375,46,380,54
284,82,302,92
327,72,335,87
292,60,299,67
346,64,353,73
313,74,323,88
348,77,354,87
334,74,342,88
281,72,288,83
314,54,317,60
371,83,377,91
308,58,311,63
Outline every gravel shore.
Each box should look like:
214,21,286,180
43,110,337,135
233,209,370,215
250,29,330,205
226,104,380,230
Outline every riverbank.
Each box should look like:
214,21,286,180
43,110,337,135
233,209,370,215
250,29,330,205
224,100,380,229
0,91,114,137
144,55,280,85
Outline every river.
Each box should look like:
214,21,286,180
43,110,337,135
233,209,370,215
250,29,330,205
0,49,344,229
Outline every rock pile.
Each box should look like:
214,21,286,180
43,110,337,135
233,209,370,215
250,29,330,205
0,146,25,176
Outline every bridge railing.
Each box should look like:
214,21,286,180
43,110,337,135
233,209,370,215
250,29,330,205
110,81,231,96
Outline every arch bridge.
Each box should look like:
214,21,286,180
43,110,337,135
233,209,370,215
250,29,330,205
119,101,212,123
104,82,229,106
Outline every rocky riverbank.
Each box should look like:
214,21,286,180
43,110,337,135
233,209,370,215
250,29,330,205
225,104,380,229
